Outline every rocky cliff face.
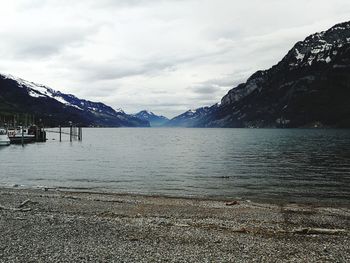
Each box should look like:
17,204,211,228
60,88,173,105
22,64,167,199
0,74,149,127
172,21,350,128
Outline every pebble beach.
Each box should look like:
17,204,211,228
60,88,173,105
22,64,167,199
0,188,349,262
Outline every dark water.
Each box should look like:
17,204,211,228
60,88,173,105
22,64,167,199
1,128,350,204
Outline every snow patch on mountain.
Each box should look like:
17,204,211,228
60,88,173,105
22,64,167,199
287,22,350,68
3,74,84,110
295,49,305,61
2,73,132,115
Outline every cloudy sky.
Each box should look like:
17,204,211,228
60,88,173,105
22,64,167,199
0,0,349,117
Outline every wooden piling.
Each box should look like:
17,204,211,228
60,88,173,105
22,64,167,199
80,127,83,141
35,126,39,142
70,124,72,142
78,127,81,141
21,127,24,146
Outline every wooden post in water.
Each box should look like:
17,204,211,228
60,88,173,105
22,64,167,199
70,124,73,142
59,126,62,142
78,127,81,141
21,127,24,146
36,126,39,142
42,126,46,142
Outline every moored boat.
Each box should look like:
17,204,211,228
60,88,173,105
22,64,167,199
0,128,10,146
7,126,36,144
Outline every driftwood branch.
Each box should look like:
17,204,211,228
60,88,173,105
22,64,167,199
0,199,34,212
0,205,31,212
18,199,31,208
292,228,347,235
225,201,239,206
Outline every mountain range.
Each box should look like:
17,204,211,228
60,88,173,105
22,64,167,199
167,21,350,128
0,74,149,127
1,21,349,128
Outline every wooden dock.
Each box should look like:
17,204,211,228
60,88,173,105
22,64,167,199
1,114,82,145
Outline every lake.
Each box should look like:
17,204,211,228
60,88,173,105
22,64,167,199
1,128,349,204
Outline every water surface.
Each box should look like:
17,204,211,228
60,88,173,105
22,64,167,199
1,128,349,204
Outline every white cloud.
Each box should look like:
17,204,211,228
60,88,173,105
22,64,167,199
0,0,349,117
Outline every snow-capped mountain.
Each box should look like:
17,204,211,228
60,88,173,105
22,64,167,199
134,110,169,127
170,21,350,128
0,74,149,127
286,22,350,68
165,105,219,127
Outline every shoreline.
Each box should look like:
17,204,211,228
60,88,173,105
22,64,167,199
1,184,349,208
0,187,349,262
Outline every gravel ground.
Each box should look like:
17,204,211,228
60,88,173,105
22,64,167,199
0,188,349,262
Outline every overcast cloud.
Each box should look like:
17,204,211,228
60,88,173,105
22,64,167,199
0,0,349,117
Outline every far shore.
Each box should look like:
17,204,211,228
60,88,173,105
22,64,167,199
0,187,349,262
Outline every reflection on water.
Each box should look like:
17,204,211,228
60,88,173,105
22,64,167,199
1,128,349,203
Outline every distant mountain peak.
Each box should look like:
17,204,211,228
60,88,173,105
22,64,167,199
115,108,125,114
134,110,169,127
139,110,155,116
165,104,219,127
